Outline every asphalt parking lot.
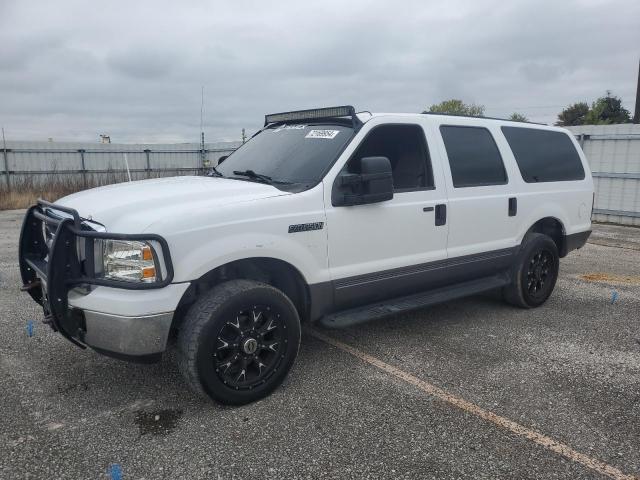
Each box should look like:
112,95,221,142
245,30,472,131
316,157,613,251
1,209,639,480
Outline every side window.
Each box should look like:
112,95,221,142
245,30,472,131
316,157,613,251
501,127,585,183
348,124,434,191
440,126,507,188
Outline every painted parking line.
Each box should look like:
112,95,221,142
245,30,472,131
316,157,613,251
310,329,638,480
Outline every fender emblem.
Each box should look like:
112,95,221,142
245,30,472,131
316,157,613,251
288,222,324,233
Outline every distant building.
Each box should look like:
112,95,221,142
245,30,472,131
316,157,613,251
99,134,111,144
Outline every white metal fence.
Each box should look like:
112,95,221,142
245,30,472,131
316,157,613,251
568,124,640,227
1,140,241,190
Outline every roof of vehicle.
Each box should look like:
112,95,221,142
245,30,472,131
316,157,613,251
262,106,564,133
357,111,551,128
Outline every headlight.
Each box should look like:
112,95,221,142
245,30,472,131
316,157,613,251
99,239,158,283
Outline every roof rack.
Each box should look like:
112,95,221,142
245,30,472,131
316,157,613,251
264,105,363,130
421,111,546,126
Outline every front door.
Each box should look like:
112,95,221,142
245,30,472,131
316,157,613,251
324,120,449,310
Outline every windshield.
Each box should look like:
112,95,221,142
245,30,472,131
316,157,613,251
217,123,354,190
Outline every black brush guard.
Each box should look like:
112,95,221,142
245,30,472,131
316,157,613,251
19,199,174,349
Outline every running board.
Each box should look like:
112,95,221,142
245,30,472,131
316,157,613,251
318,275,509,329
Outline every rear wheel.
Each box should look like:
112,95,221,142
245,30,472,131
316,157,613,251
177,279,301,405
503,233,560,308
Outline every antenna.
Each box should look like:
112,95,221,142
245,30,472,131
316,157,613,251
200,85,204,133
200,86,206,169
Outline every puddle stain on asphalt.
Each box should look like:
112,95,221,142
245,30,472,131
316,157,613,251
56,381,89,394
134,409,183,436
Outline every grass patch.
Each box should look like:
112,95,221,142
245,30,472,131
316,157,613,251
0,169,192,210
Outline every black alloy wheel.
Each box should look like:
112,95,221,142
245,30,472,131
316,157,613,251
178,279,301,405
526,248,555,300
214,305,287,390
502,233,560,309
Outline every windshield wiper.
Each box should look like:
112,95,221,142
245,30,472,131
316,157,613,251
231,169,294,185
232,169,272,183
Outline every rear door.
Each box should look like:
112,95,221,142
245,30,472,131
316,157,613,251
434,120,520,262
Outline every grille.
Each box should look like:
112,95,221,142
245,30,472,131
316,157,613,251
40,208,92,272
41,209,62,263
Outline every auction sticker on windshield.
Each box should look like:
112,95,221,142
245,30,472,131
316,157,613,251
306,129,340,139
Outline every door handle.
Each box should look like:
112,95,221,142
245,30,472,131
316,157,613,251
435,204,446,226
422,206,434,212
508,197,517,217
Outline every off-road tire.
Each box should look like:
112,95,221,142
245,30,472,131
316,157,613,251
502,233,560,309
177,279,301,405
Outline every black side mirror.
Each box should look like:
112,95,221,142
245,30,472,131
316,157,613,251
218,155,229,164
332,156,394,206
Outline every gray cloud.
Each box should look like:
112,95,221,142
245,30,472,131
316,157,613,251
0,0,638,143
107,48,182,79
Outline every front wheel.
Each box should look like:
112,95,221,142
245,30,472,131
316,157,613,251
503,233,560,309
177,279,301,405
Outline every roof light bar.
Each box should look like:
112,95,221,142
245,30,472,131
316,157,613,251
264,105,360,129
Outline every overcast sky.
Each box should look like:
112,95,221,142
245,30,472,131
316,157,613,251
1,0,638,144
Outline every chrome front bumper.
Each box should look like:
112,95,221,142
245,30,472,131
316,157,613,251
81,310,174,362
19,200,176,355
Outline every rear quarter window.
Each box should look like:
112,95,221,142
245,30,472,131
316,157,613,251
501,127,585,183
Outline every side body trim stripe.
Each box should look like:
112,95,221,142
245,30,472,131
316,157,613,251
334,247,516,290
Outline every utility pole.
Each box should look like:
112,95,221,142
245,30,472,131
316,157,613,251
2,128,9,191
242,128,246,144
634,59,640,124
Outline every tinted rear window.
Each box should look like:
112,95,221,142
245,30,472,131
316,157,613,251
440,126,507,188
501,127,585,183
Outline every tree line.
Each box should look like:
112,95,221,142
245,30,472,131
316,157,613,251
425,91,633,125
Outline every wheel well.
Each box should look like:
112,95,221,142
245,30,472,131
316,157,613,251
526,217,566,256
171,258,310,332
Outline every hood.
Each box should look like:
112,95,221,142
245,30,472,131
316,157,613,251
55,176,288,232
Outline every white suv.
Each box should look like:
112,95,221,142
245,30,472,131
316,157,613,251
19,106,593,404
